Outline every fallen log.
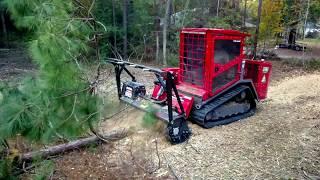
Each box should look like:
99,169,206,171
20,129,128,162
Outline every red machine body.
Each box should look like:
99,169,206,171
244,60,272,100
178,28,247,100
108,28,272,144
152,28,272,119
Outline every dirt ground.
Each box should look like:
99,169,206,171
274,48,320,60
52,61,320,179
1,48,319,179
274,39,320,60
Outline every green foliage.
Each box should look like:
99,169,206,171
208,17,232,29
32,160,54,180
281,0,320,35
210,9,242,29
92,0,245,62
167,32,180,67
167,53,179,67
0,0,100,143
306,59,320,70
94,0,120,58
142,106,157,128
94,0,155,60
0,0,101,177
259,0,283,44
0,158,16,180
309,0,320,23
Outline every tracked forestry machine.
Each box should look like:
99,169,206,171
107,28,272,144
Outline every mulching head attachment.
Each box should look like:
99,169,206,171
106,58,192,144
167,117,191,144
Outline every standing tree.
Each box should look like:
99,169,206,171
0,5,8,48
0,0,103,177
253,0,263,58
259,0,283,48
112,0,117,50
123,0,128,59
303,0,311,39
209,0,220,17
242,0,248,31
1,0,100,158
163,0,172,66
154,0,161,63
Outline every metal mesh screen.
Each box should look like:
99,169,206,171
180,33,206,87
212,65,237,92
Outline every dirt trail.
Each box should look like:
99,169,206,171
54,62,320,179
158,73,320,179
274,40,320,60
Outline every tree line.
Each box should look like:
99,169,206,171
92,0,320,65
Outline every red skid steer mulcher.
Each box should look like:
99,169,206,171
107,28,272,144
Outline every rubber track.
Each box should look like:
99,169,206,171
191,85,256,128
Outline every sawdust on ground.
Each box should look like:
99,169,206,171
54,61,320,179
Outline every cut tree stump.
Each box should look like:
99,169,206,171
20,129,129,162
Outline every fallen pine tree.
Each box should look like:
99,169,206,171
19,129,129,162
0,129,130,178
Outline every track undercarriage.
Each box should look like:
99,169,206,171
191,85,257,128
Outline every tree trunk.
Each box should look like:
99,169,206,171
243,0,247,31
303,0,310,40
20,130,128,161
209,0,219,17
156,31,160,63
216,0,220,17
123,0,128,60
231,0,240,10
181,0,190,27
168,0,174,28
154,0,160,63
1,10,8,48
163,0,172,66
112,0,117,51
253,0,263,59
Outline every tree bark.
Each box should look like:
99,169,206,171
156,31,160,63
243,0,247,31
303,0,310,40
112,0,117,51
20,130,128,162
163,0,172,66
253,0,263,59
209,0,219,17
1,10,8,48
216,0,220,17
123,0,128,60
168,0,174,28
181,0,190,27
231,0,240,11
154,0,160,63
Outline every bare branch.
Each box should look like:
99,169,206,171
20,130,128,162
